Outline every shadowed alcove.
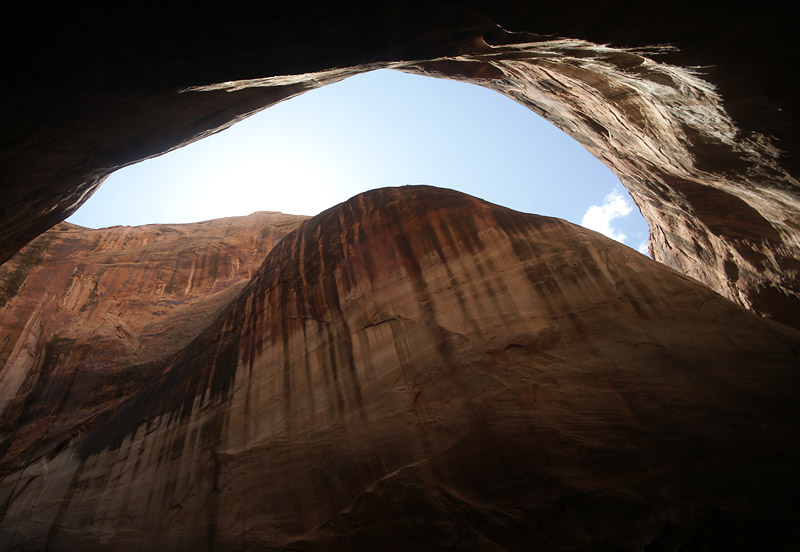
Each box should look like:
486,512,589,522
1,4,797,327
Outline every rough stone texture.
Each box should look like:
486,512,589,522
400,41,800,329
0,212,307,473
0,4,798,327
1,187,798,550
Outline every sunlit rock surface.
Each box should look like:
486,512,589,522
400,40,800,329
0,212,307,473
1,4,798,327
1,187,797,550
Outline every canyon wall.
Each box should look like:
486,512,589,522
0,4,798,326
1,187,797,550
0,212,307,474
1,3,799,548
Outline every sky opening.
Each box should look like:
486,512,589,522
67,69,650,255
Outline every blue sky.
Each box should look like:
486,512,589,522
67,69,650,254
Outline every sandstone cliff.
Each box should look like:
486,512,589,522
0,212,308,474
1,186,798,550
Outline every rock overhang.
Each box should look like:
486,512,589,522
1,3,798,326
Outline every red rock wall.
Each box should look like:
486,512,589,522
402,37,800,328
0,212,307,473
1,187,797,550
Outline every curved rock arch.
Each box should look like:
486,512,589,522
1,4,798,326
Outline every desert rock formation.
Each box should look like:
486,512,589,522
1,4,799,327
0,212,307,474
1,187,798,550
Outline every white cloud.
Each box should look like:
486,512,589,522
580,188,633,243
637,240,649,256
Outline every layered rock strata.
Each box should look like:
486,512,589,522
1,4,799,327
1,187,797,550
0,212,307,473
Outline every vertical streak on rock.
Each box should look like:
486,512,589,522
322,275,364,418
316,323,344,419
422,220,484,340
437,218,504,323
393,231,457,366
241,295,255,447
207,451,221,552
280,282,293,430
355,328,377,386
386,318,441,485
301,321,315,427
44,461,84,551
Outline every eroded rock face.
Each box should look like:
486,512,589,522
0,4,798,326
1,187,797,550
400,39,800,329
0,212,307,473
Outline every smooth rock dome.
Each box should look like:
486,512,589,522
0,186,798,550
